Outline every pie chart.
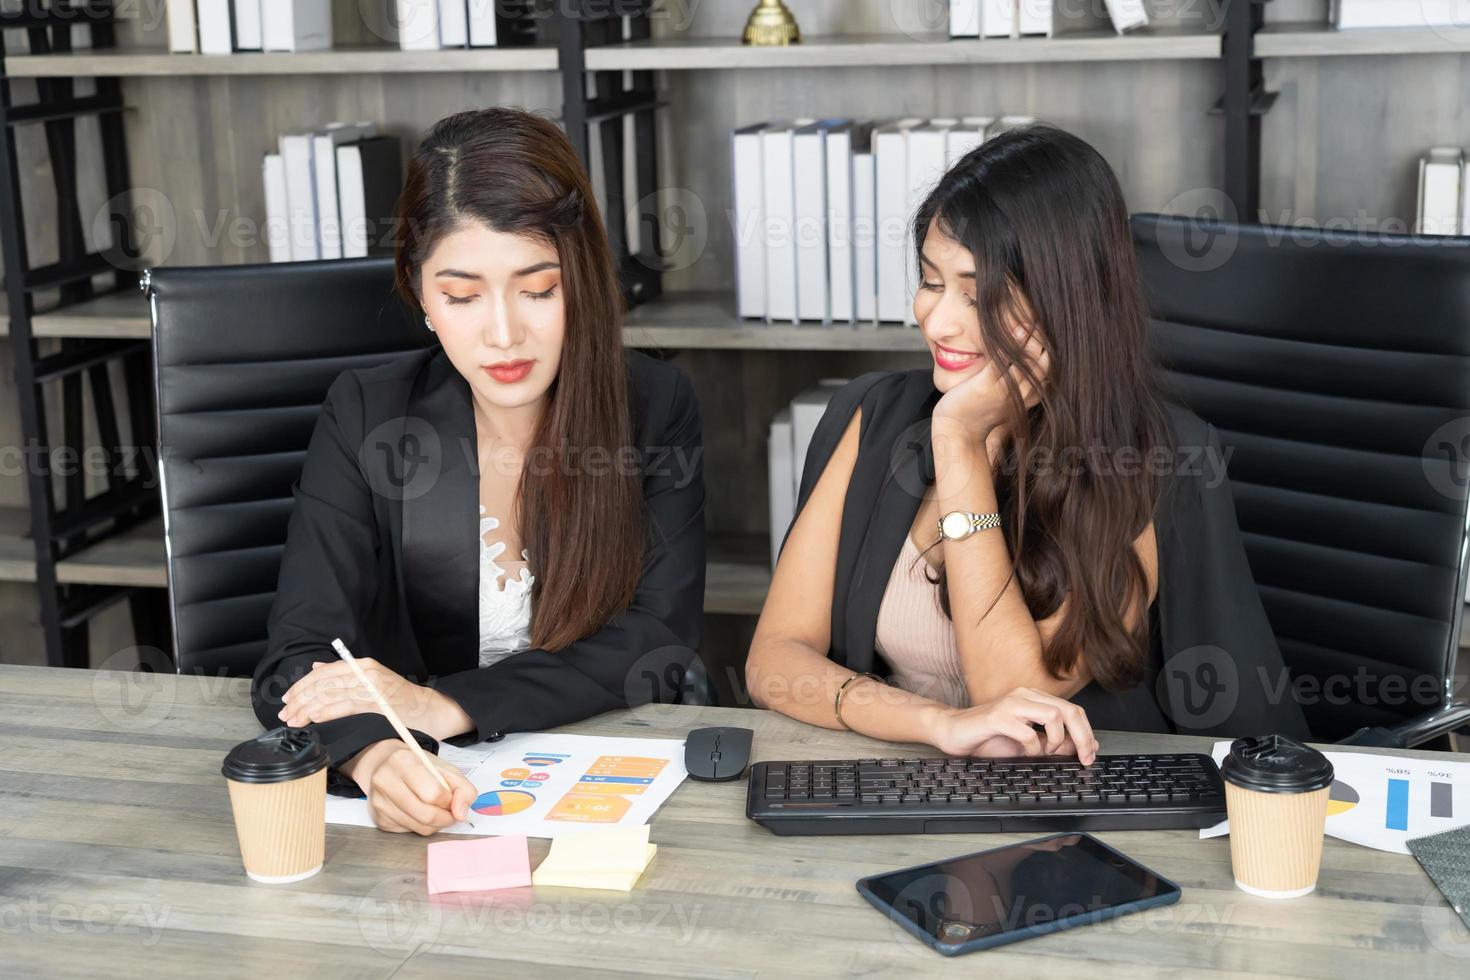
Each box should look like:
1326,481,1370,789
471,789,536,816
1327,779,1359,817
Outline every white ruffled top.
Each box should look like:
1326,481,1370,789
478,505,534,668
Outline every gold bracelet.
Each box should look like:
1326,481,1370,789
834,672,883,731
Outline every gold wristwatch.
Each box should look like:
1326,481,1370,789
937,510,1002,541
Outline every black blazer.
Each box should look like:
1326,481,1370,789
787,369,1310,740
252,346,707,793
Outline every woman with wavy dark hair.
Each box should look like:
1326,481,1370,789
746,125,1306,758
252,106,707,834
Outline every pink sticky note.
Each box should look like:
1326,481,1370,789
426,835,532,895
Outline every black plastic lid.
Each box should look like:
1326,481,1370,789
1221,734,1334,794
222,726,329,784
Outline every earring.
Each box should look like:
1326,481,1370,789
423,313,435,332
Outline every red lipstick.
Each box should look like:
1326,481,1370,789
484,360,534,384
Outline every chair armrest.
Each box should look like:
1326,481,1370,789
1338,700,1470,749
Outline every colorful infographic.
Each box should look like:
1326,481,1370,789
547,756,672,823
326,733,689,839
471,790,536,816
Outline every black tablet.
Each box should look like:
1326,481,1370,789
856,832,1182,956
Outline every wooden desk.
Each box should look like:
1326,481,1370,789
1,663,1467,977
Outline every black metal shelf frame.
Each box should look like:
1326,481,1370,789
0,1,168,668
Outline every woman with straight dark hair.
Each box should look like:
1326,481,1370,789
746,124,1306,758
252,106,707,835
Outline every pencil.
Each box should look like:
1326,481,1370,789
330,637,479,830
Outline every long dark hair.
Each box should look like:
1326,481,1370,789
393,106,642,652
913,124,1169,691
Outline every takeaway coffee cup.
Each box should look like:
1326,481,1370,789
222,726,329,883
1221,734,1334,899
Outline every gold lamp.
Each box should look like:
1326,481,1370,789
742,0,801,46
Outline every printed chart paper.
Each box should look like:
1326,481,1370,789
1199,740,1470,853
326,732,688,838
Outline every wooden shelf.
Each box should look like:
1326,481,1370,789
0,288,928,350
4,45,559,78
1256,21,1470,57
706,533,771,616
622,291,928,351
0,508,165,587
583,28,1220,70
56,517,166,588
0,289,151,340
0,505,773,615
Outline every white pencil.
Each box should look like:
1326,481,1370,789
330,637,479,830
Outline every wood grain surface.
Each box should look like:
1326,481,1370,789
1,664,1468,977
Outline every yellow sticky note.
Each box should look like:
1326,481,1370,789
532,825,657,891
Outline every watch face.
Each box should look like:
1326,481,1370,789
940,512,970,540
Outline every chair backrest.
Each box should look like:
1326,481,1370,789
147,257,432,676
1132,213,1470,740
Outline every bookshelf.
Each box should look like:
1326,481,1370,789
4,44,561,77
580,27,1221,69
5,0,1466,675
0,286,932,350
1254,22,1470,57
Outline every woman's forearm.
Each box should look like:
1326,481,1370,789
746,639,950,745
931,418,1073,703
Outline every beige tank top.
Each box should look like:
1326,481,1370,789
873,533,970,709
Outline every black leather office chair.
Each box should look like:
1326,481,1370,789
1133,213,1470,747
144,255,717,704
145,257,432,677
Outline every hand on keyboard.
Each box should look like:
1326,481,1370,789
929,687,1098,765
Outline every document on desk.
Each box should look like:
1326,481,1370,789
325,732,689,839
1199,740,1470,854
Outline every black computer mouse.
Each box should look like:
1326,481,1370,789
684,726,753,781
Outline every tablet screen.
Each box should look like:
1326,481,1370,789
861,833,1175,947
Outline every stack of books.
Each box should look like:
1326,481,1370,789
165,0,537,53
262,122,402,262
948,0,1149,37
1416,147,1470,236
768,380,850,568
1333,0,1466,30
733,115,1034,327
392,0,538,51
168,0,330,53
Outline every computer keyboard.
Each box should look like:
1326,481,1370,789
746,753,1227,835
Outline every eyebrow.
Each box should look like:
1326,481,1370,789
433,261,561,280
918,252,975,278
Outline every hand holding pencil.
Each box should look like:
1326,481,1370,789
331,638,481,833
